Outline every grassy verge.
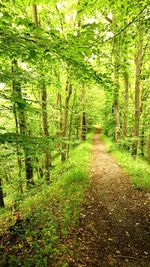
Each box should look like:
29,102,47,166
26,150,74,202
102,135,150,192
0,133,92,267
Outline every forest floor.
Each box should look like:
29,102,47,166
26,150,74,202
69,132,150,267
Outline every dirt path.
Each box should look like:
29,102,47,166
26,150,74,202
72,133,150,267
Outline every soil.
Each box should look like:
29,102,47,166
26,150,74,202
70,132,150,267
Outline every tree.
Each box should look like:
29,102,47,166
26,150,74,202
61,81,72,161
132,28,143,157
12,59,34,188
32,4,51,182
0,179,5,208
80,84,86,141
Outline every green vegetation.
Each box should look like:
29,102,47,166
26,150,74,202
0,0,150,265
0,133,92,266
102,134,150,191
1,0,149,209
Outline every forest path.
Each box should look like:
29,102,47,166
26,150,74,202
72,132,150,267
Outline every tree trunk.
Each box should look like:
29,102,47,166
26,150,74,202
32,4,51,183
139,86,149,159
114,44,120,143
80,85,86,141
12,59,34,188
35,157,44,179
18,157,23,194
67,89,77,157
61,81,72,161
123,71,129,139
0,179,5,208
147,134,150,164
140,126,145,157
41,82,51,183
32,4,39,26
25,156,34,185
112,16,120,143
56,92,63,153
80,112,86,141
13,103,23,194
132,31,143,157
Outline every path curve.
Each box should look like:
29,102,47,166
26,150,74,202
74,133,150,267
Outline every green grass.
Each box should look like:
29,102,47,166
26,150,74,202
0,133,92,267
102,135,150,192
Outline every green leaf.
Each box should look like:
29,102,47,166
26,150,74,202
27,0,58,5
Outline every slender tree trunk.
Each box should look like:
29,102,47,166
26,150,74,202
114,44,120,143
74,105,80,140
32,4,51,182
56,92,63,153
41,81,51,183
67,89,77,157
18,157,23,193
112,15,120,143
12,59,34,188
32,4,39,26
13,103,23,194
121,21,129,142
147,134,150,164
123,71,129,139
80,112,86,140
80,84,86,141
139,87,148,158
0,179,5,208
61,81,72,161
140,126,145,157
25,156,34,185
35,157,44,179
132,31,143,157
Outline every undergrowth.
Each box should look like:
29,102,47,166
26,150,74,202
102,135,150,192
0,133,92,267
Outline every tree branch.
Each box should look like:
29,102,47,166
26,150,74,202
112,4,149,40
105,16,113,24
